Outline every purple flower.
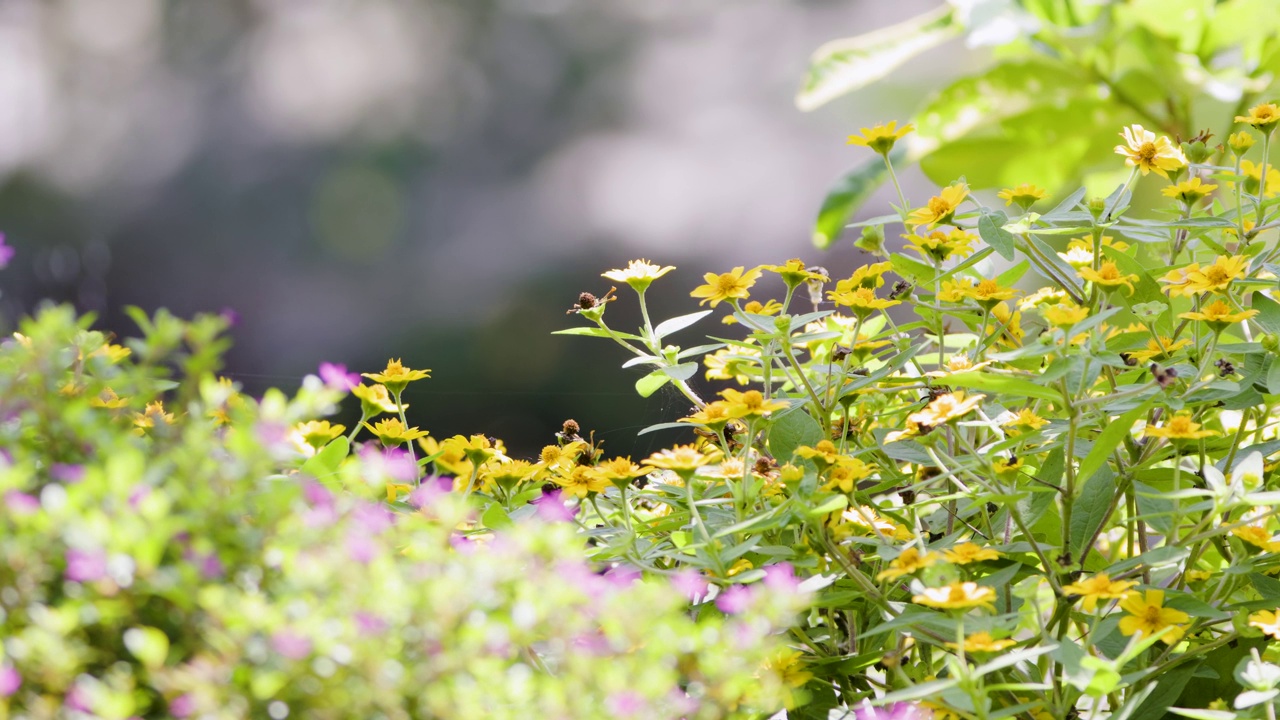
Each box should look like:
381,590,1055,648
346,531,379,564
169,694,196,718
128,484,151,509
219,307,240,327
353,612,388,636
318,362,360,391
0,234,13,269
606,691,645,716
271,630,312,660
408,475,454,508
0,665,20,697
50,463,85,483
4,491,40,515
351,501,394,534
360,444,417,484
853,701,932,720
532,488,577,523
603,565,641,589
763,562,801,593
670,569,710,602
65,548,109,583
715,584,753,615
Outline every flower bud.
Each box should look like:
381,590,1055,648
854,224,886,256
1230,131,1256,154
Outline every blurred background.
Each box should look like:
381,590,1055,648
0,0,979,456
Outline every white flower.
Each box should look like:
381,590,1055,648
1204,451,1264,511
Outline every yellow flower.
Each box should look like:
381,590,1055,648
1062,573,1138,612
1118,589,1189,645
992,455,1024,477
1248,609,1280,639
362,359,431,394
907,182,969,228
827,287,900,318
363,417,430,446
351,383,407,416
937,276,975,303
1161,177,1217,204
597,456,650,484
762,259,828,288
418,436,472,477
690,266,763,307
679,400,737,431
538,441,588,473
1058,245,1094,269
93,343,132,363
722,299,784,325
720,388,790,418
1041,302,1089,328
823,456,875,493
1236,102,1280,132
943,542,1002,565
386,482,413,502
1078,261,1138,294
904,228,977,263
90,387,129,409
1233,160,1280,198
643,445,709,473
1230,131,1256,153
877,547,941,582
908,391,984,429
1231,524,1280,551
703,346,760,385
1126,336,1191,363
1114,124,1187,178
133,401,175,433
988,302,1024,348
1019,286,1070,311
762,648,814,694
294,420,346,449
480,459,537,490
830,262,894,294
795,440,842,468
553,465,609,498
997,183,1048,208
846,121,914,155
602,259,675,293
447,434,496,465
1179,255,1249,295
913,581,996,610
1002,408,1049,434
958,278,1018,309
1179,299,1258,330
926,354,992,377
946,631,1016,653
1144,413,1217,440
839,505,912,542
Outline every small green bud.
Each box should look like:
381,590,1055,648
854,225,886,256
1261,334,1279,352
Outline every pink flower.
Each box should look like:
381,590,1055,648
271,630,312,660
606,691,645,716
670,569,710,602
65,548,108,583
318,362,360,391
715,584,753,614
854,701,932,720
532,489,577,522
169,694,196,718
0,233,13,269
50,463,85,483
0,665,20,697
4,491,40,515
763,562,801,593
408,475,454,508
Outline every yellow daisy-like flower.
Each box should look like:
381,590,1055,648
762,259,828,289
937,277,975,303
988,302,1024,348
351,383,407,416
690,266,763,308
1067,235,1128,253
913,581,996,611
1078,261,1138,294
997,183,1048,209
294,420,346,449
1002,408,1049,434
93,343,132,363
1126,336,1191,363
946,631,1016,653
762,648,815,694
1118,589,1189,645
1019,286,1070,311
1114,124,1188,178
643,444,709,473
1058,245,1094,269
362,359,431,395
1179,299,1258,331
90,387,129,409
1061,573,1137,612
1161,177,1217,204
1229,131,1257,153
553,465,610,498
992,455,1024,477
1234,160,1280,198
943,542,1002,565
827,287,900,318
958,279,1019,309
1236,102,1280,132
703,346,760,385
794,439,842,468
904,228,978,263
907,182,970,228
720,388,789,419
1181,255,1249,295
133,401,175,433
722,299,784,326
363,417,430,446
1231,524,1280,551
926,354,992,377
909,391,984,429
1143,413,1217,440
839,505,912,542
679,400,737,431
1039,301,1090,326
833,262,894,292
1248,608,1280,639
537,441,588,473
602,259,675,293
846,121,914,155
481,459,537,490
876,547,941,582
823,456,875,493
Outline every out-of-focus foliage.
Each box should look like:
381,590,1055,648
0,305,806,719
804,0,1280,248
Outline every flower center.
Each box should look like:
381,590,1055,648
1137,142,1158,163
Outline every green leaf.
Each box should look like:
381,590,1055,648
1128,661,1200,720
1077,402,1150,492
123,626,170,670
939,371,1062,403
663,363,699,382
481,502,514,531
796,5,959,111
1070,466,1116,558
813,149,900,250
768,407,825,464
1252,292,1280,336
300,437,350,484
635,371,670,398
889,251,937,283
653,310,713,340
979,210,1017,260
1252,573,1280,599
553,326,644,341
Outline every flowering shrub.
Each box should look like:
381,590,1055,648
0,306,806,718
